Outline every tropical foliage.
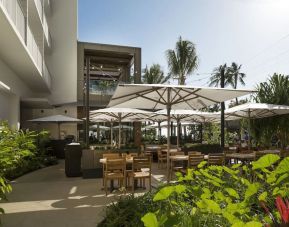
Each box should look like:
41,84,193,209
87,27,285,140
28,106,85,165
0,121,57,223
209,64,230,88
166,36,198,85
252,74,289,147
142,64,170,84
141,154,289,227
209,62,246,89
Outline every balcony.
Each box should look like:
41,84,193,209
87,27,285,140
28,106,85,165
33,0,51,48
0,0,51,91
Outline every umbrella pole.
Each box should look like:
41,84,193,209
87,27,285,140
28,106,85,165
166,88,171,182
58,122,60,140
110,121,113,148
177,119,180,148
158,121,161,142
248,110,251,151
118,114,121,149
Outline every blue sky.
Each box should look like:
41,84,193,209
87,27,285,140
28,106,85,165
78,0,289,89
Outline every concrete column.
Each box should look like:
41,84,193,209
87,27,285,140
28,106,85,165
133,48,142,146
133,48,141,83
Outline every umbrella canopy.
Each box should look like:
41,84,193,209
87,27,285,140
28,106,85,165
90,107,153,148
108,83,253,181
28,115,83,139
89,124,110,131
155,109,221,147
225,103,289,150
225,103,289,119
112,125,133,130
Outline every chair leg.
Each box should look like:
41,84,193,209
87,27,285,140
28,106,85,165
105,178,108,196
149,176,151,192
132,177,135,196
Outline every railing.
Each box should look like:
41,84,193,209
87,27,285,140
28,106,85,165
90,84,117,96
0,0,51,89
34,0,43,22
43,13,50,47
43,61,51,89
27,26,43,74
0,0,25,42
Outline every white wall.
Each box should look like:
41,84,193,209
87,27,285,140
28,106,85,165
46,0,78,105
0,58,32,97
0,57,31,128
0,91,20,128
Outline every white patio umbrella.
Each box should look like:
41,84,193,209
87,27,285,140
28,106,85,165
108,83,253,180
89,124,110,131
90,107,153,148
28,115,83,139
113,125,133,130
225,102,289,150
155,109,221,147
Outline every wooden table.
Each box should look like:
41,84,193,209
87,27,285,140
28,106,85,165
145,146,162,161
226,153,255,163
259,150,280,154
99,157,133,164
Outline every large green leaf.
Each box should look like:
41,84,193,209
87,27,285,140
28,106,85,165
232,221,262,227
258,191,268,202
141,213,159,227
225,188,240,199
275,173,289,185
153,186,174,201
245,183,260,200
252,154,280,170
196,199,222,214
275,157,289,174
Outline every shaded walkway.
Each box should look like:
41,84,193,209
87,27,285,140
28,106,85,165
0,161,166,227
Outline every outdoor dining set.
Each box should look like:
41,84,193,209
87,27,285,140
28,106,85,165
99,145,289,196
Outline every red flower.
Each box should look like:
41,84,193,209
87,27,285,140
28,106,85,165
276,196,289,224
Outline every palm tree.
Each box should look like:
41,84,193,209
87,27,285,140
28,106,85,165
142,64,170,84
166,36,198,85
253,73,289,147
209,64,231,87
227,62,246,104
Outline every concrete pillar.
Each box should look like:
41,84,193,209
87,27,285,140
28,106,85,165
133,48,141,83
133,48,142,147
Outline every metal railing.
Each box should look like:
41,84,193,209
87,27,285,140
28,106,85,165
34,0,43,21
0,0,51,89
43,13,51,47
90,84,117,96
43,61,51,89
0,0,25,42
27,26,43,73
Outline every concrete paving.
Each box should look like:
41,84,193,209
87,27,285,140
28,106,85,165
0,161,166,227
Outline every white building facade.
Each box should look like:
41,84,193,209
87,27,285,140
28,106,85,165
0,0,78,137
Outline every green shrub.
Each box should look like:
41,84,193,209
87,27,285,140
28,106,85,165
141,154,289,227
0,176,12,225
98,193,159,227
183,143,222,154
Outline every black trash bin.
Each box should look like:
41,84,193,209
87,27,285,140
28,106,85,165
65,143,82,177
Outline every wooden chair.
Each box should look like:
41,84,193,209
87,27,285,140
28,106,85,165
130,152,138,157
104,158,126,196
157,149,167,169
170,151,185,156
188,154,204,168
188,151,202,155
102,153,120,186
127,156,152,195
208,153,224,165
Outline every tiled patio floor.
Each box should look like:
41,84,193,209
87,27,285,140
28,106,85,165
0,160,166,227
